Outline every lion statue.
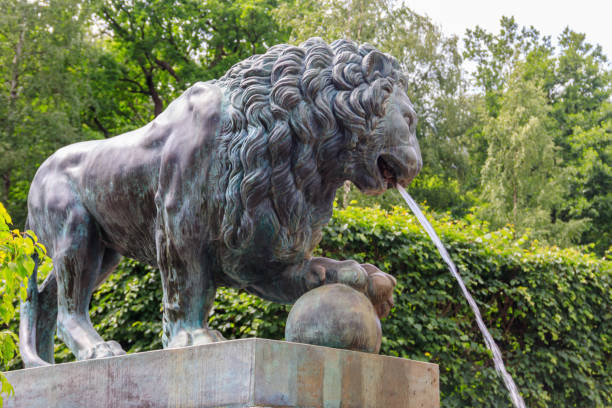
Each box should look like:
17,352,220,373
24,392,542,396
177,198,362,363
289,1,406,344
20,38,422,367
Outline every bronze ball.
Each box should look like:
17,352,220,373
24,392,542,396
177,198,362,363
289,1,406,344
285,283,382,353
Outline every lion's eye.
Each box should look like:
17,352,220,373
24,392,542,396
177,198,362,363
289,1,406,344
402,106,417,130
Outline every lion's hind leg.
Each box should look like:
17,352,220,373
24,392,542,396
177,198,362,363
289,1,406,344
39,189,126,361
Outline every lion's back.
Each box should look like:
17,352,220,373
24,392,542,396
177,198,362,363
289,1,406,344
28,81,225,264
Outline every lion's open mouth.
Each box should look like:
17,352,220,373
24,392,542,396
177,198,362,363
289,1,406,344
377,156,397,188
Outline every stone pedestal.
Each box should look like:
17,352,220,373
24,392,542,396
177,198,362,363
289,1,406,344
3,338,439,407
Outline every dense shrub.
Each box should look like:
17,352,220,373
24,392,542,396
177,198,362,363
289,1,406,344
11,205,611,407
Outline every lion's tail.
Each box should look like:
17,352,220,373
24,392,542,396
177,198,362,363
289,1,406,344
19,219,57,368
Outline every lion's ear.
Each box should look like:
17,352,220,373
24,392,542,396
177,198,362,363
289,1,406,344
362,51,392,82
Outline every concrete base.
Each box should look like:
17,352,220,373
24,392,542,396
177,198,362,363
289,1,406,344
4,338,439,408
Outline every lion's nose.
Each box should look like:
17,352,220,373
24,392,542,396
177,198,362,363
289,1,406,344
397,146,422,186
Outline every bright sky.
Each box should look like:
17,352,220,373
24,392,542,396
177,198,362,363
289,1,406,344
405,0,612,60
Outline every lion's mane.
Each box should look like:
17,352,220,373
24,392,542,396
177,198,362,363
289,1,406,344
211,38,407,263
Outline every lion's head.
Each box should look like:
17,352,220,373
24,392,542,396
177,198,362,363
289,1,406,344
212,38,421,262
318,41,422,195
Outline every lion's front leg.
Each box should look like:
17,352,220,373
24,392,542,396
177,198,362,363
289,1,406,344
247,257,396,319
155,219,225,349
157,248,225,348
155,138,226,349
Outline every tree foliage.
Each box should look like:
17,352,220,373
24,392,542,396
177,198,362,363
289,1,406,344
562,116,612,254
90,0,288,120
464,17,554,116
464,18,612,253
0,0,98,226
478,65,585,244
552,31,612,254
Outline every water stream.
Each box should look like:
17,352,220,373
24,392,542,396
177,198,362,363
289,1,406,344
397,185,526,408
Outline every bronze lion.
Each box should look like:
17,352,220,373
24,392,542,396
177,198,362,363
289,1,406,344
20,38,421,367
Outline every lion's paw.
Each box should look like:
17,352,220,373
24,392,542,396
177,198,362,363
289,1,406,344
335,260,368,291
167,331,191,348
191,328,225,346
167,328,226,348
362,264,396,319
77,340,126,361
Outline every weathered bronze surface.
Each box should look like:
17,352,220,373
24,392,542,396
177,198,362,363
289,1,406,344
19,38,421,367
286,284,382,353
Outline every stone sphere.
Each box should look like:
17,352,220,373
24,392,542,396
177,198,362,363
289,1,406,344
285,284,382,353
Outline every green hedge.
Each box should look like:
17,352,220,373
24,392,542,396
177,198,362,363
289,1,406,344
17,205,612,407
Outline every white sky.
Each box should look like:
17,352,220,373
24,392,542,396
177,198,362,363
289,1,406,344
405,0,612,60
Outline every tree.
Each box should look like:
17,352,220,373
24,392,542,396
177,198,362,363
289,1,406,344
478,65,585,244
549,31,612,253
462,17,556,200
275,0,392,43
91,0,289,121
464,18,611,252
561,112,612,254
0,0,98,227
464,16,554,117
551,29,611,146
